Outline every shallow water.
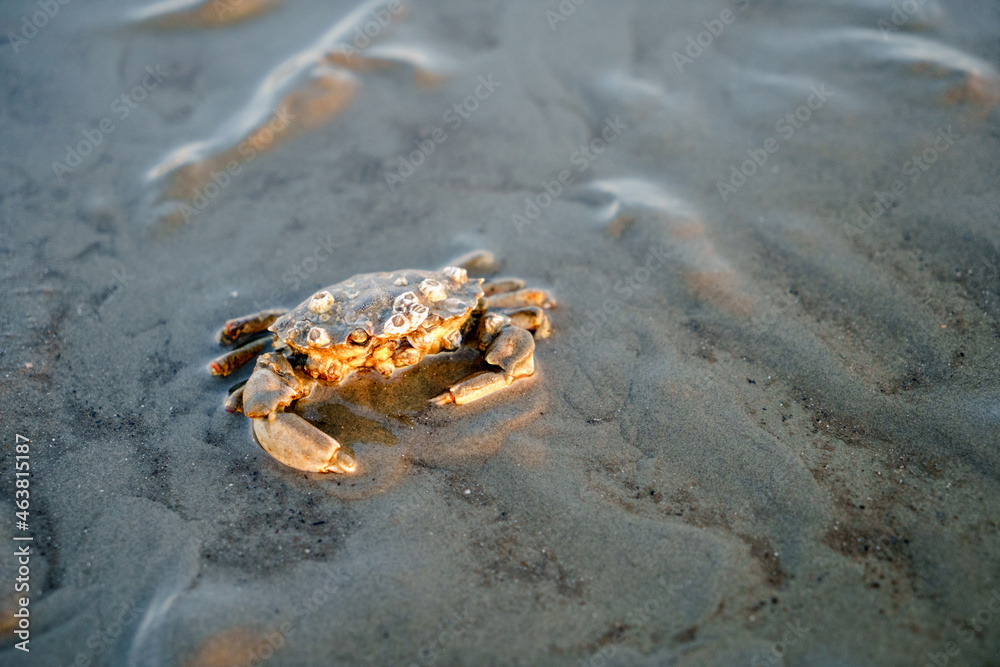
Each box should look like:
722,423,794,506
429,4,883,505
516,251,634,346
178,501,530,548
1,0,999,664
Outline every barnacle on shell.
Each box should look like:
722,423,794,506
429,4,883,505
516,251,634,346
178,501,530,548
308,327,332,347
309,290,335,313
419,278,448,301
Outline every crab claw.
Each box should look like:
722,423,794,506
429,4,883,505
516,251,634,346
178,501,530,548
243,353,356,474
242,353,312,418
252,413,357,474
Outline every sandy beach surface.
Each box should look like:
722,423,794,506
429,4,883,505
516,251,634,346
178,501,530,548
1,0,999,664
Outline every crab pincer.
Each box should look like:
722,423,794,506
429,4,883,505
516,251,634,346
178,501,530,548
241,353,357,474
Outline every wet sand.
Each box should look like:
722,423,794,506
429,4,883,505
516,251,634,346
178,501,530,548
1,0,999,664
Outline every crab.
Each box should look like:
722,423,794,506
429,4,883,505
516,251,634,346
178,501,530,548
210,254,554,474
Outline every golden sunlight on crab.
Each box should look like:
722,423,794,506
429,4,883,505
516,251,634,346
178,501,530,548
210,253,555,474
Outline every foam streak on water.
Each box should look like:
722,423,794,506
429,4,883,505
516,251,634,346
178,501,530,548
142,0,454,221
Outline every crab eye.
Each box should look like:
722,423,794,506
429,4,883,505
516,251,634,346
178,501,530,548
348,329,369,345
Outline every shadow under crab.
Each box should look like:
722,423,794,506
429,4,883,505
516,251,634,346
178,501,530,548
210,252,555,475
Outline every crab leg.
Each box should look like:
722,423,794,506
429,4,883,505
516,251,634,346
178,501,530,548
218,308,286,345
484,288,556,310
209,336,270,376
224,381,247,413
429,371,510,406
482,322,536,376
448,249,500,274
502,305,552,339
431,322,536,406
481,277,525,296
